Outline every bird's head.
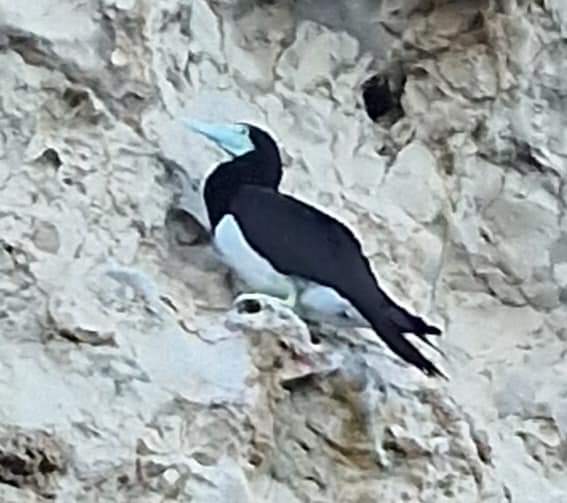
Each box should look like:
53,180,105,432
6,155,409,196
183,118,283,191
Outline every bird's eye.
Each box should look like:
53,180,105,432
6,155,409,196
238,125,248,135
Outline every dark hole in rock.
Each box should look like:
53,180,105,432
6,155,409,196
281,374,315,392
38,455,58,474
2,244,13,254
309,332,322,345
37,148,62,168
298,441,311,453
248,451,263,467
57,329,81,344
0,478,18,490
278,340,289,350
62,177,73,186
470,11,484,31
412,66,429,79
362,74,395,121
516,141,546,172
165,208,209,246
0,429,66,499
237,298,262,314
479,229,492,243
117,474,129,485
63,87,89,109
0,454,30,477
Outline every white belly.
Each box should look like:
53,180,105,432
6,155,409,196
214,215,293,298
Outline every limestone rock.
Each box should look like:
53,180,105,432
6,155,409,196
0,0,567,501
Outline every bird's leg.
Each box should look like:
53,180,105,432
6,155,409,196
280,286,298,309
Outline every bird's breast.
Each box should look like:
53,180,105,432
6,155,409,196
213,214,293,297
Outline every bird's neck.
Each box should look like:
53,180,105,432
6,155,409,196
204,153,282,229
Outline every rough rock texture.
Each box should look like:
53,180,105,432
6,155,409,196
0,0,566,501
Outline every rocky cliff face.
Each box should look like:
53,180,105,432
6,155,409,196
1,0,566,501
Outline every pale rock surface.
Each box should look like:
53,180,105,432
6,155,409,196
0,0,566,501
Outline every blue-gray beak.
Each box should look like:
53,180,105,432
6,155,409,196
182,118,254,157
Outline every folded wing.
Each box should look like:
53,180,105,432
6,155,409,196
230,186,444,377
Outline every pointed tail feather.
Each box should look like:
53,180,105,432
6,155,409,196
376,316,446,378
345,284,446,378
387,306,445,357
387,303,442,336
412,331,446,358
409,314,442,336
